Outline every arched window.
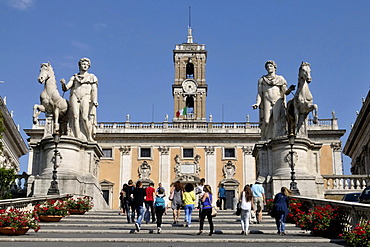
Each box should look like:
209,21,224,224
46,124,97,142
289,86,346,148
186,62,194,79
186,96,194,108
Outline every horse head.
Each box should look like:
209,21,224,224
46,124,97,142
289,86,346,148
38,62,54,84
298,62,311,83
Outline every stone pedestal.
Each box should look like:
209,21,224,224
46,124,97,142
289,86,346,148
28,136,109,210
253,136,324,199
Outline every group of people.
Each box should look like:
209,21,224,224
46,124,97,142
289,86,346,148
119,178,291,236
237,178,292,236
120,180,168,233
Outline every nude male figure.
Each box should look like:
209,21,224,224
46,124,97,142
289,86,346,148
61,58,98,141
252,60,294,140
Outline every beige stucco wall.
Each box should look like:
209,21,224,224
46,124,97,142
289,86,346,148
99,148,121,209
320,145,333,175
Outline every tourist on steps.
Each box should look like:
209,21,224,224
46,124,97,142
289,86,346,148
239,185,254,235
197,185,214,236
154,188,166,234
183,183,196,227
273,187,292,235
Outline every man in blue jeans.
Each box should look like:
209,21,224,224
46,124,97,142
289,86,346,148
132,181,146,232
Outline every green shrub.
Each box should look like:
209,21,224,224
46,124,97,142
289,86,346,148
0,167,16,199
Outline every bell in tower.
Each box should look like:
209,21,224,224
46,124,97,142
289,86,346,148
173,26,208,122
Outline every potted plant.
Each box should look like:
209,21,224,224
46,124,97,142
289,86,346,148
65,196,93,214
0,208,40,235
34,199,69,222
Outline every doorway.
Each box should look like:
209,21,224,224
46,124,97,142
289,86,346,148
225,190,235,210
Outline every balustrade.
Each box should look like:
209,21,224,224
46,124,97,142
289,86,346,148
323,175,369,190
294,196,370,230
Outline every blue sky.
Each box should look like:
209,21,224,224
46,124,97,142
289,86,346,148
0,0,369,174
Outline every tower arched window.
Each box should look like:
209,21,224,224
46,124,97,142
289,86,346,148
186,96,194,108
186,62,194,79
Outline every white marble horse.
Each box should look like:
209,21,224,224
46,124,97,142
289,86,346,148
287,62,318,137
33,62,69,134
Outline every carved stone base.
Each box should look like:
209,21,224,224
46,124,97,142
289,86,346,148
28,136,109,210
253,136,323,199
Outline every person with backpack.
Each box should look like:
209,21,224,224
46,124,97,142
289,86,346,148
154,188,166,234
183,183,196,227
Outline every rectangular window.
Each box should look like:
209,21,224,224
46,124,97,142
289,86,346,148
183,148,194,158
140,148,151,158
102,149,112,158
224,148,235,158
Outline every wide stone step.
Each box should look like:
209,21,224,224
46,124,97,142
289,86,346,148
33,228,309,235
0,210,344,245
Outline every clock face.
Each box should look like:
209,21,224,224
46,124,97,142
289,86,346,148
182,80,197,94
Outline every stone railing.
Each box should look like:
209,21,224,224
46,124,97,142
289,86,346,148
323,175,369,190
97,121,260,130
0,194,71,210
33,118,338,131
307,118,338,130
9,172,30,198
293,196,370,230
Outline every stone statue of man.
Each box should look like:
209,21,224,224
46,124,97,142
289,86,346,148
252,60,294,140
61,58,98,142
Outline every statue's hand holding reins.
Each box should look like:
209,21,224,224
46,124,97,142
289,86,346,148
60,78,67,92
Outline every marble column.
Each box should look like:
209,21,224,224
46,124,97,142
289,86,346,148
242,146,255,185
331,142,343,175
119,146,132,189
158,146,170,193
205,146,217,197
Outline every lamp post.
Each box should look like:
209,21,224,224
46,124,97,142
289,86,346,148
47,133,61,195
288,134,300,195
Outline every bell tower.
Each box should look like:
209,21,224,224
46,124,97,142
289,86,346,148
173,26,207,122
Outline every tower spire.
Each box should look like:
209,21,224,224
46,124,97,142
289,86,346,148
187,6,193,43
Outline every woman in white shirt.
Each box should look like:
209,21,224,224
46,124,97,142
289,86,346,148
239,185,254,235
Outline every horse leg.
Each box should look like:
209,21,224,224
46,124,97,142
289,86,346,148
286,100,295,136
54,107,60,134
313,104,319,124
33,104,45,124
57,99,69,135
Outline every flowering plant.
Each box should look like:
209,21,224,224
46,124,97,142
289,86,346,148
65,196,93,211
0,208,40,232
34,199,69,216
341,221,370,247
287,199,303,223
296,204,343,237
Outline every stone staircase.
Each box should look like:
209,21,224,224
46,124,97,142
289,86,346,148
0,209,344,245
